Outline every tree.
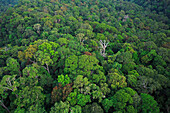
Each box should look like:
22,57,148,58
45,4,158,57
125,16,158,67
27,104,47,113
57,74,71,86
90,83,105,102
107,69,127,90
89,39,98,51
37,67,53,89
38,42,59,57
33,24,41,34
67,87,91,107
77,94,91,106
111,87,139,113
18,44,37,61
14,108,25,113
96,33,105,40
34,51,53,73
64,55,78,76
51,83,72,103
5,57,21,76
57,38,68,47
57,47,71,74
0,75,19,94
75,29,95,40
136,66,155,78
72,75,107,102
67,89,78,106
83,102,104,113
73,75,90,94
37,41,59,73
50,101,70,113
157,47,169,63
76,33,87,45
0,75,19,112
0,0,169,112
70,105,82,113
14,86,45,109
23,27,36,38
78,55,103,80
99,40,109,57
138,93,160,113
102,99,113,112
21,66,40,87
127,70,140,87
141,50,157,64
112,62,122,70
152,55,167,67
89,70,106,84
95,23,107,33
122,61,136,73
135,76,161,94
67,40,87,56
99,83,110,95
153,33,167,47
116,51,133,63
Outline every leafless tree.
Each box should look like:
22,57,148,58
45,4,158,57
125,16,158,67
99,40,109,57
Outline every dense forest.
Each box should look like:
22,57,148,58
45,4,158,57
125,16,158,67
0,0,169,113
0,0,18,15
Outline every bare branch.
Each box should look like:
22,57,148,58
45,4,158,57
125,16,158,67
98,40,109,57
0,100,10,113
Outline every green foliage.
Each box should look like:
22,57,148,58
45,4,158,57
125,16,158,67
73,75,90,94
0,0,169,112
38,42,59,54
28,104,47,113
141,50,157,64
67,89,78,106
50,101,70,113
64,55,78,75
78,55,100,76
138,93,160,113
100,83,110,95
107,69,127,90
14,86,45,109
83,103,104,113
0,75,19,99
135,76,161,94
6,57,20,75
78,55,105,83
127,74,138,87
127,70,140,87
57,38,68,47
102,99,113,112
111,87,138,112
21,66,40,87
70,105,82,113
122,61,136,73
35,51,53,66
116,51,133,63
57,74,71,86
14,108,26,113
77,94,91,106
37,67,53,88
0,0,18,14
0,75,19,91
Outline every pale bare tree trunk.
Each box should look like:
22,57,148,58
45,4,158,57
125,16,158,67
46,63,50,74
99,40,109,57
0,100,10,113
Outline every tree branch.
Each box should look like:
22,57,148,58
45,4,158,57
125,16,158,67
0,100,10,113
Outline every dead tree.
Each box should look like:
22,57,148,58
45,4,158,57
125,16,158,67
99,40,109,57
